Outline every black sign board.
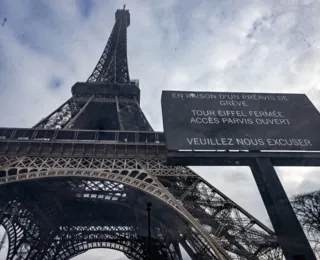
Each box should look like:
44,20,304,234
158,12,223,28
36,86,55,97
161,91,320,151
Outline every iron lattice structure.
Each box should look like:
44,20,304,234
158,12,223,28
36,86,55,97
0,7,282,260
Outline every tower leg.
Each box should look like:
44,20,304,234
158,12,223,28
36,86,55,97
250,158,316,260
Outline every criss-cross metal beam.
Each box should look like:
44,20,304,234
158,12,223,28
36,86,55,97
87,8,130,84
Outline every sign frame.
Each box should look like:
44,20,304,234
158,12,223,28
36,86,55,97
161,90,320,153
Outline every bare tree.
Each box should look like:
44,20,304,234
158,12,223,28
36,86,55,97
291,190,320,258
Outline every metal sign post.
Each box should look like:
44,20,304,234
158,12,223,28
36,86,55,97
250,158,316,260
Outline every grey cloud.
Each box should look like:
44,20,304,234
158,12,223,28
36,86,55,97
221,168,250,183
297,178,320,193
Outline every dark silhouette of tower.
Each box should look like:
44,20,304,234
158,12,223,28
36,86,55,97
0,7,281,260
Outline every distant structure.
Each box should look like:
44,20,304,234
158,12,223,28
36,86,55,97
0,7,280,260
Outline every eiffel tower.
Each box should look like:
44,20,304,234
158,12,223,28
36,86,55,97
0,6,282,260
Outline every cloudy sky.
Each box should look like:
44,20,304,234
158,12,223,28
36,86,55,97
0,0,320,259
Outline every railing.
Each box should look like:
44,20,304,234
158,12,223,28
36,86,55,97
0,128,165,145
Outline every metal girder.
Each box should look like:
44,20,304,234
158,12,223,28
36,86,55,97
0,155,281,259
0,179,191,260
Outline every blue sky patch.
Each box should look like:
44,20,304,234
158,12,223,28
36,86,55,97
49,76,63,89
77,0,94,19
16,31,47,54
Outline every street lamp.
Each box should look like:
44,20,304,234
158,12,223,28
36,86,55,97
146,202,152,259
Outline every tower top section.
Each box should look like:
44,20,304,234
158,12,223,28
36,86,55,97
85,6,132,85
115,6,130,27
